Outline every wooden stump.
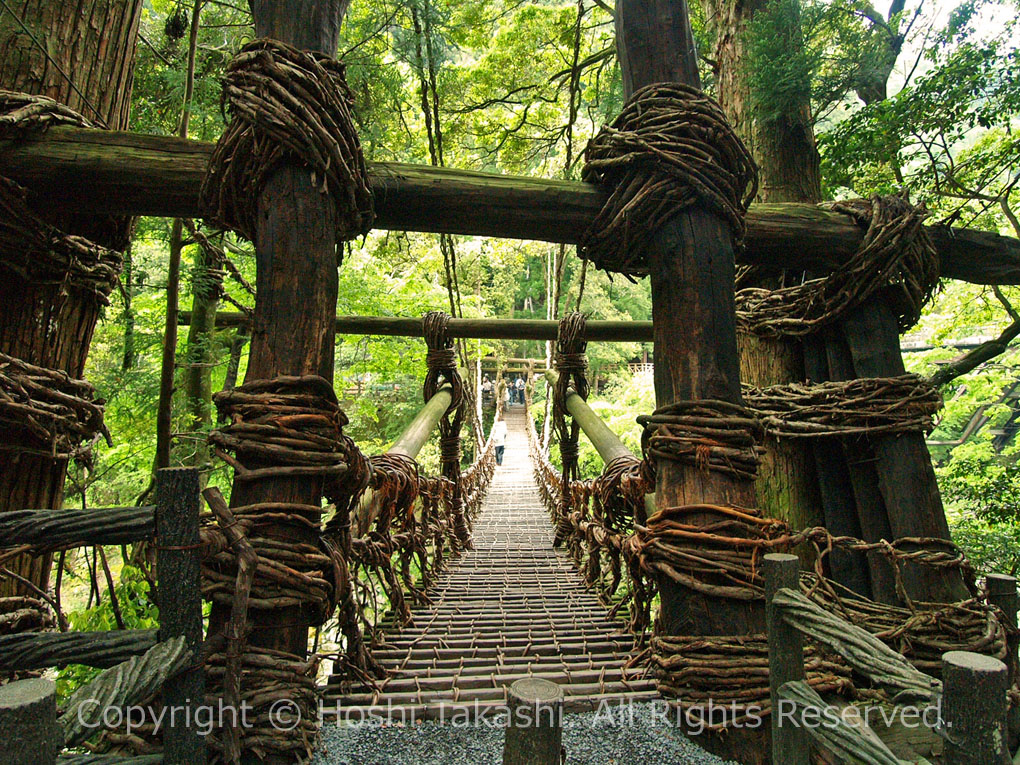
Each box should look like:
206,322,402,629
503,678,564,765
941,651,1009,765
0,678,61,764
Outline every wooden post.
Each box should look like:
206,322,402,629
987,573,1019,747
764,554,810,765
502,678,564,765
614,3,762,757
941,651,1009,765
0,679,61,764
206,0,350,688
155,467,205,764
836,305,970,603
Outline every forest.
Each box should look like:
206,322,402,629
69,0,1018,575
1,0,1019,759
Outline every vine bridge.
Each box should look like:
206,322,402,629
4,0,1020,763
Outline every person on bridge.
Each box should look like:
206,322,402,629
491,412,508,465
514,375,525,404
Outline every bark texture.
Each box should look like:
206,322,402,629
0,0,142,597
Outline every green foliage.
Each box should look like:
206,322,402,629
56,566,160,702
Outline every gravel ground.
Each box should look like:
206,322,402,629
313,702,740,764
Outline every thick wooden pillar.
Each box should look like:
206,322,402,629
616,0,760,637
212,0,350,668
0,0,142,597
616,3,763,760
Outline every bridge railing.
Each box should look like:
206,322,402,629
524,374,656,638
0,467,205,762
764,552,1015,764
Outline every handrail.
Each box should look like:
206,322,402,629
543,369,656,520
763,553,1013,764
389,384,453,459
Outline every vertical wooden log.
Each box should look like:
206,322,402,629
502,678,564,765
615,3,762,759
822,326,899,603
838,303,969,603
764,554,810,765
616,0,760,638
941,651,1009,765
210,0,350,660
0,679,60,765
156,467,205,764
801,336,872,598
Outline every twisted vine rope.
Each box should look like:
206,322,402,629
0,352,112,464
0,93,121,474
202,374,370,759
0,596,55,636
744,374,942,439
651,635,856,728
736,194,940,337
423,311,472,549
579,83,758,278
0,92,122,302
201,39,374,245
638,400,764,482
552,313,588,546
60,637,192,748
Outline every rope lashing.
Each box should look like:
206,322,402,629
0,89,96,134
206,374,368,625
579,83,758,279
635,503,794,601
736,193,941,337
0,352,112,465
422,311,472,549
651,634,856,727
204,646,320,761
201,39,374,245
591,454,647,534
744,374,943,439
552,313,589,546
0,96,121,303
638,399,764,483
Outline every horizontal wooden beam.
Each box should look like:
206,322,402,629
4,127,1020,284
0,629,158,671
182,311,655,342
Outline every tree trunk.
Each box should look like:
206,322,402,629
0,0,142,597
705,0,825,552
183,238,220,476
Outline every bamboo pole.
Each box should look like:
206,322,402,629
389,385,453,459
543,370,655,520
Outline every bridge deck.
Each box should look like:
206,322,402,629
323,405,656,722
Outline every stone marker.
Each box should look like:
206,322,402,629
503,677,564,764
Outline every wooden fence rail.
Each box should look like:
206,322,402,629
763,553,1014,764
0,468,205,764
0,506,155,552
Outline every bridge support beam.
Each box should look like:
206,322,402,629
615,1,763,760
205,3,352,762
